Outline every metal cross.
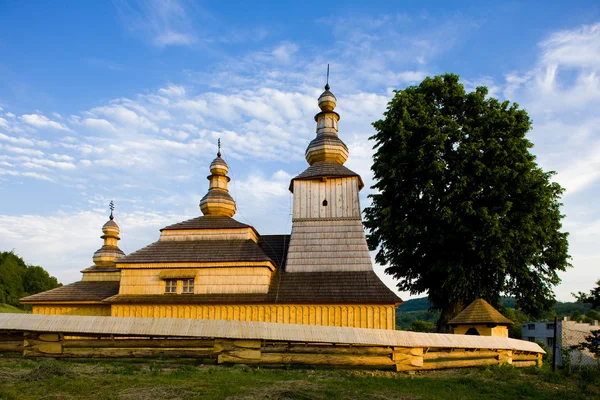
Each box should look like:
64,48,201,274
109,200,115,220
325,64,330,91
217,138,221,157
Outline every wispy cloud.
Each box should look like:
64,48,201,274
20,114,71,131
113,0,201,48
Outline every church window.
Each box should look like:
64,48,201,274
322,199,328,206
182,279,195,294
165,279,177,294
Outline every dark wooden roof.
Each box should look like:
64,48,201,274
258,235,290,269
268,270,401,304
161,216,252,231
117,239,274,264
448,299,514,326
105,270,401,305
290,162,364,191
20,281,120,303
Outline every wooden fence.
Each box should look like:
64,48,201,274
0,330,541,372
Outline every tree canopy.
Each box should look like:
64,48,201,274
0,251,61,309
574,279,600,309
364,74,570,330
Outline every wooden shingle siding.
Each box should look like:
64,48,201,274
286,219,373,272
117,239,274,264
160,216,252,231
21,281,120,303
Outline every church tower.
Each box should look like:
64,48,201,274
286,83,373,272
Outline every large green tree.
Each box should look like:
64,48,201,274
0,251,61,309
364,74,570,331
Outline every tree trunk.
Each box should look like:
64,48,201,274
436,300,465,333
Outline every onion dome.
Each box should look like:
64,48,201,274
305,83,349,165
199,141,236,217
92,202,125,267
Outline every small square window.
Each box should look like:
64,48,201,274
182,279,194,294
546,323,555,330
528,337,535,342
547,337,554,347
165,279,177,294
527,324,535,330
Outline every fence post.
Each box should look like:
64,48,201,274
552,316,557,372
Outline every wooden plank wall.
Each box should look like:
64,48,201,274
110,304,396,330
32,305,111,316
292,178,360,219
118,267,273,295
0,330,542,372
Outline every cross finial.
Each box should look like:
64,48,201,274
109,200,115,220
217,138,221,157
325,64,330,91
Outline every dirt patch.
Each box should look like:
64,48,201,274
228,380,323,400
118,385,195,400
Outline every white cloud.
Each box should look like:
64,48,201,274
0,144,44,157
0,132,35,146
89,105,158,131
82,118,117,132
541,23,600,69
158,85,186,97
20,114,71,131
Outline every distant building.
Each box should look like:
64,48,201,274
448,298,513,337
522,318,599,367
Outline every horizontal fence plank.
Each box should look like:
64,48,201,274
424,350,499,360
62,339,215,349
24,348,216,359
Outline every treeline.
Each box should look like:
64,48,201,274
397,296,600,337
0,251,61,309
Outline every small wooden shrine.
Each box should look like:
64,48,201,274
448,298,513,337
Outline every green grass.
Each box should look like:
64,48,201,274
0,355,598,399
0,304,27,314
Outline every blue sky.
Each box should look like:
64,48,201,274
1,0,599,302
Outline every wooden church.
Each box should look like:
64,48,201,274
20,84,402,329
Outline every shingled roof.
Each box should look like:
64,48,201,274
20,281,120,303
161,216,252,231
448,299,514,326
258,235,290,269
117,239,274,264
289,162,364,191
105,270,401,305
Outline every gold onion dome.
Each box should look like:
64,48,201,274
305,84,349,165
200,142,236,217
92,202,125,267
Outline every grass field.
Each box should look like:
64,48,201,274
0,304,27,314
0,354,598,400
